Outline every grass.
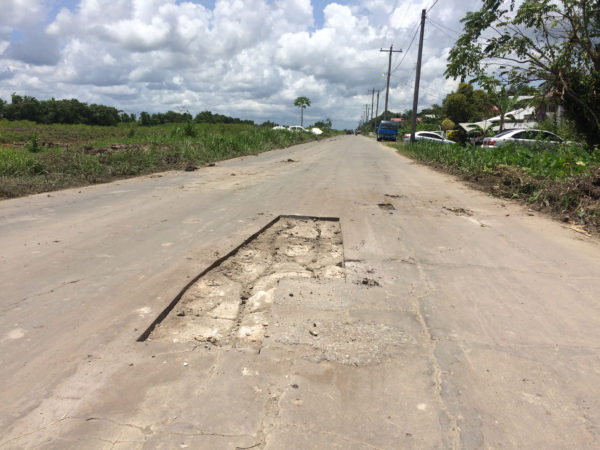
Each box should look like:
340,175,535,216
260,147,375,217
0,120,336,198
392,140,600,234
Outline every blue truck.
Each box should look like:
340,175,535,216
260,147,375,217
376,120,399,141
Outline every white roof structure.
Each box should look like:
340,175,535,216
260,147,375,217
459,106,537,133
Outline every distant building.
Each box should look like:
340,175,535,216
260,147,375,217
458,95,564,135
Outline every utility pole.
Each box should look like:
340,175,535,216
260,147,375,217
380,45,402,120
410,9,426,142
375,90,380,119
370,88,375,122
365,104,369,124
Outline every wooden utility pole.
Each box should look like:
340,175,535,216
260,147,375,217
410,9,426,142
371,88,375,122
380,45,402,120
375,90,380,119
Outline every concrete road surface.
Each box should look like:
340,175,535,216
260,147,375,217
1,135,600,449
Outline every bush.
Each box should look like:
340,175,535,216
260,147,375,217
26,133,40,153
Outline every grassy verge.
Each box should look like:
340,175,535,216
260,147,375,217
392,141,600,234
0,120,338,198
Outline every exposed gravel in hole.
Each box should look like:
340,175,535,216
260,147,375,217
147,217,344,348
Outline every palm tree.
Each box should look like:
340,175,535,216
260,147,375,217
294,96,311,127
478,76,523,132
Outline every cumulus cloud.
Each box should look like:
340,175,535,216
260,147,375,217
0,0,478,128
0,0,61,65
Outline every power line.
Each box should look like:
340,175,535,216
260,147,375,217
427,18,490,46
426,0,440,13
427,18,460,35
427,19,457,42
390,76,451,103
390,23,420,74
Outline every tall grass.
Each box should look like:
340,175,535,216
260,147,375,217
397,141,600,180
0,121,335,198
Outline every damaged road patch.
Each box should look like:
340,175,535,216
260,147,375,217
140,216,344,349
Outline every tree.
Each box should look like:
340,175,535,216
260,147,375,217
443,92,471,124
446,0,600,147
471,89,492,121
294,96,311,127
139,111,153,126
478,76,524,132
312,118,332,129
441,83,492,123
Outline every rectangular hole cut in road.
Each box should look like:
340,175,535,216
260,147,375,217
138,215,344,349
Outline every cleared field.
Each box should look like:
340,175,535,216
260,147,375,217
0,120,335,198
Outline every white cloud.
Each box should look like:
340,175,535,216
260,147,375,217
0,0,479,129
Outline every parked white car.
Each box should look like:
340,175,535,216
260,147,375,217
482,129,567,149
309,127,323,135
288,126,308,132
402,131,455,144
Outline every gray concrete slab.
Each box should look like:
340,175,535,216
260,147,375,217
1,136,600,449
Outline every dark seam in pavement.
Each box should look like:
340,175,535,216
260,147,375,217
4,280,81,313
410,264,462,450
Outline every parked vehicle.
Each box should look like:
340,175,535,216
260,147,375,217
482,129,566,148
376,121,399,141
288,125,308,132
402,131,455,144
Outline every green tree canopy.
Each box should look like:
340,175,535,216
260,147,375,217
443,92,471,124
446,0,600,147
312,118,332,129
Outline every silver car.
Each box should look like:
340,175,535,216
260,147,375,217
482,129,565,148
402,131,455,144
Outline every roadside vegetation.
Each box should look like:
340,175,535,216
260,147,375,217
393,140,600,234
0,120,335,198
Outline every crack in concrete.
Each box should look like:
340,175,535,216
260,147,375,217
4,280,81,313
166,430,255,438
410,262,462,449
277,423,383,449
83,416,152,435
0,415,70,448
92,437,145,450
389,257,570,277
253,387,282,449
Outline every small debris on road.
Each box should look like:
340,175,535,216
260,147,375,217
378,203,396,211
443,206,473,216
357,278,380,287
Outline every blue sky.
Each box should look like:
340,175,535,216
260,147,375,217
0,0,480,129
